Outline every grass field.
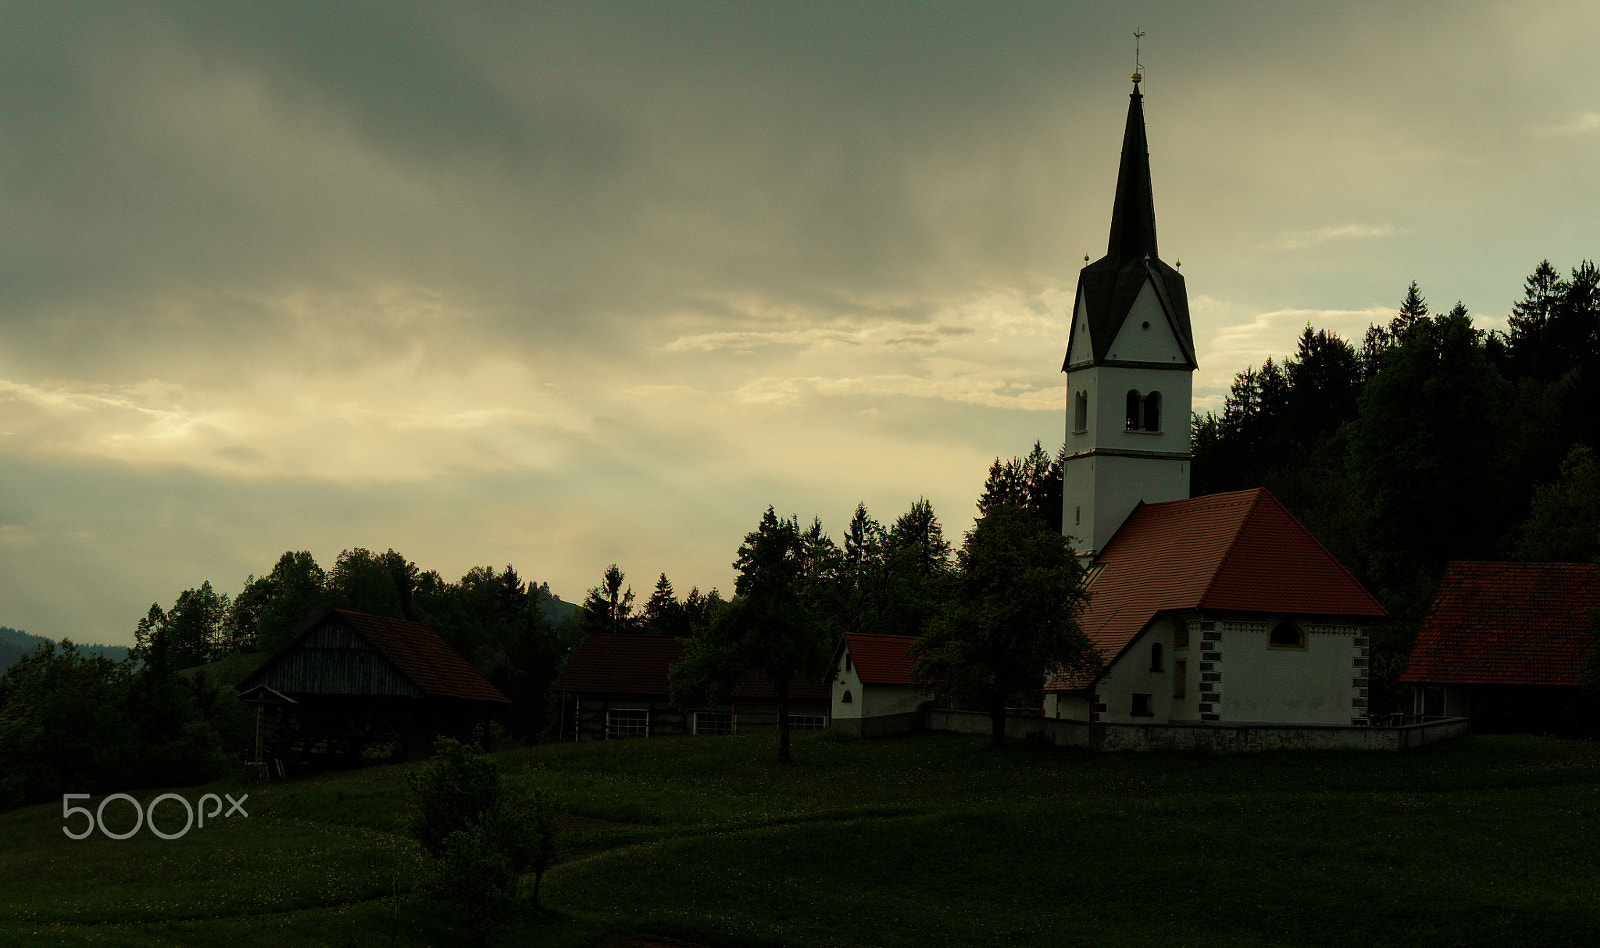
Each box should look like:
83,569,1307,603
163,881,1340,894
2,731,1598,947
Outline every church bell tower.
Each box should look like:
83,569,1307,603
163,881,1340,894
1061,72,1197,556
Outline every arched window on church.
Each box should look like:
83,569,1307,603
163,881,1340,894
1125,390,1141,430
1074,391,1089,433
1144,392,1162,431
1269,621,1307,650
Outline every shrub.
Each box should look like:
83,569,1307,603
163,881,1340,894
405,739,561,931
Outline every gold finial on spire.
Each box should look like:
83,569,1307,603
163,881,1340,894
1132,30,1145,84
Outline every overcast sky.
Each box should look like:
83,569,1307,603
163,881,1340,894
3,1,1596,646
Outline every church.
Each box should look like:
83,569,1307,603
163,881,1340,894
1042,71,1390,728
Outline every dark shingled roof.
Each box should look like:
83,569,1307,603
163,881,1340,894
552,634,829,701
1048,488,1386,691
1063,81,1196,371
1400,561,1600,689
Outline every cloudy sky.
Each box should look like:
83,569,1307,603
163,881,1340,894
3,1,1596,646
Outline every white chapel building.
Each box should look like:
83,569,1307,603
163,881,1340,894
1046,73,1388,728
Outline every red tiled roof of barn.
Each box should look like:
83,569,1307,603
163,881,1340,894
841,633,919,686
329,609,511,703
1399,561,1600,689
1048,488,1386,691
552,634,829,700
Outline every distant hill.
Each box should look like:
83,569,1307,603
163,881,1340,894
0,626,131,672
538,587,581,624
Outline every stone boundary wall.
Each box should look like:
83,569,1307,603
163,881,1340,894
894,709,1471,752
831,710,921,740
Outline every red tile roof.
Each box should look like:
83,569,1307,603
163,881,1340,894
330,609,510,704
841,633,919,686
552,634,829,700
1048,488,1386,691
1400,561,1600,689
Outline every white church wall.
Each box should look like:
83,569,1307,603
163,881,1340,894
832,656,865,720
1213,620,1363,726
1087,621,1175,725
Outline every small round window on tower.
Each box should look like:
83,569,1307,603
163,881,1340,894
1141,321,1150,330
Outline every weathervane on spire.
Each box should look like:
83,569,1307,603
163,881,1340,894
1132,29,1145,84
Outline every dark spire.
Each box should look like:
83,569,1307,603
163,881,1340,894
1105,76,1158,264
1063,75,1196,372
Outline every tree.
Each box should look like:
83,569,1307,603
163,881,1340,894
670,508,835,762
406,738,560,930
978,441,1066,530
1514,443,1600,563
251,551,329,654
133,583,230,669
580,564,637,635
1349,302,1514,614
877,498,954,639
328,548,419,619
911,505,1095,748
641,573,692,638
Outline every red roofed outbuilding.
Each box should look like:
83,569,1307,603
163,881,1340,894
830,633,928,737
551,634,830,740
1045,488,1388,727
238,608,509,767
1400,561,1600,733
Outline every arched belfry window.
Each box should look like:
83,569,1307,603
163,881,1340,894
841,689,854,704
1125,390,1142,430
1144,392,1162,431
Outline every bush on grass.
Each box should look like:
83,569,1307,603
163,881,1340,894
406,739,560,931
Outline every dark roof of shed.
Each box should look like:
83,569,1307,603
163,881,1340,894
1400,561,1600,689
840,633,919,686
241,608,509,704
552,633,829,701
1048,488,1386,691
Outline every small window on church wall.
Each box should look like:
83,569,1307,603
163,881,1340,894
1269,621,1307,649
1125,390,1141,430
1131,694,1153,717
1144,392,1161,431
1074,391,1089,433
841,689,853,704
1150,642,1164,672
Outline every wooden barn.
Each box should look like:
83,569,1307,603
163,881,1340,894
552,633,830,740
237,608,509,772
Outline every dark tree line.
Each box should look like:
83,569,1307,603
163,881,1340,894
1192,262,1600,712
650,462,1094,756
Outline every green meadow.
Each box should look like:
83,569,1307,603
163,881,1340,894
3,732,1598,947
